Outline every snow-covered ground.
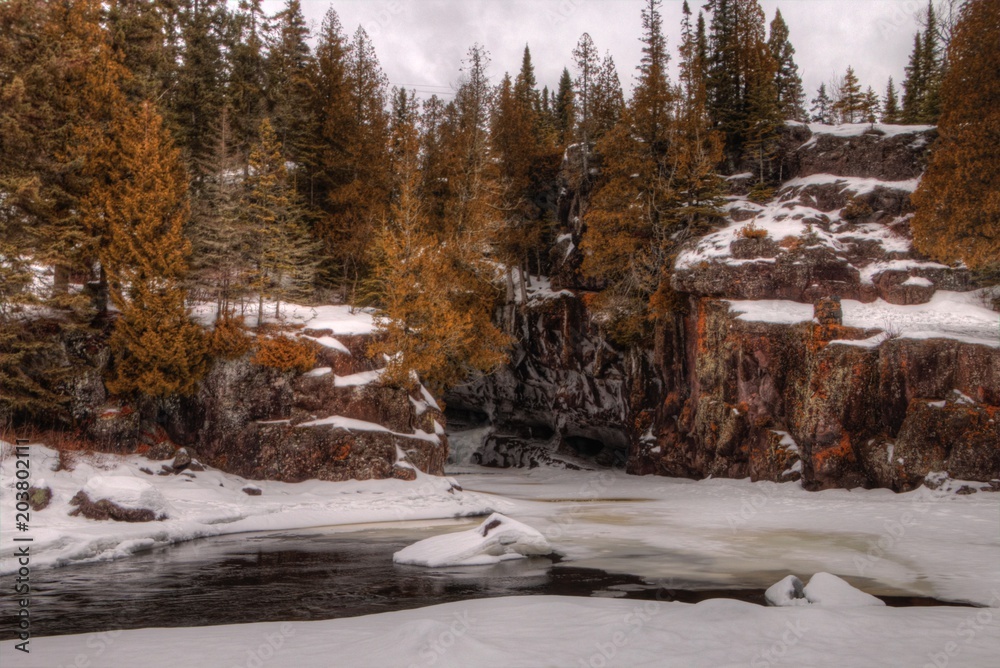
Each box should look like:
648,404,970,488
727,290,1000,348
4,594,998,667
0,443,493,575
3,452,998,666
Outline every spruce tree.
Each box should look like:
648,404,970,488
225,0,268,157
243,118,317,325
810,83,833,124
768,9,806,121
554,67,575,146
862,86,881,124
912,0,1000,272
572,32,600,166
881,77,900,123
901,32,925,123
367,97,509,392
265,0,314,167
833,66,865,123
172,0,228,178
919,1,943,123
93,102,207,397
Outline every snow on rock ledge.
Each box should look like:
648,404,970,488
393,513,552,567
765,572,885,607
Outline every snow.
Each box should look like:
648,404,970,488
800,121,936,139
302,334,351,354
858,258,951,284
726,299,814,325
78,476,173,519
453,467,1000,606
0,443,494,575
333,369,383,387
393,512,552,567
5,595,998,668
296,415,441,444
766,573,885,607
281,303,376,335
901,275,934,287
783,173,921,195
726,291,1000,348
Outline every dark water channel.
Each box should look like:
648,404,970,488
0,521,970,640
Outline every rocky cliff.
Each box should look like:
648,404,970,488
449,123,1000,491
58,309,447,483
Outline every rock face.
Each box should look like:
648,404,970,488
456,122,1000,491
78,332,448,483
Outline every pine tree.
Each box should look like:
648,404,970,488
862,86,881,124
573,32,600,166
367,94,509,392
592,53,625,141
188,106,249,320
265,0,314,167
225,0,268,156
833,66,865,123
554,67,575,146
911,0,1000,272
105,0,175,104
901,32,925,123
323,26,392,300
881,77,901,123
581,0,683,340
91,102,207,397
171,0,228,178
243,118,316,325
768,8,806,121
810,83,833,124
919,1,943,123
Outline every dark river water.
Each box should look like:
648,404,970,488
0,520,969,640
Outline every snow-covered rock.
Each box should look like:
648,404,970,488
766,572,885,607
69,476,173,522
393,512,552,567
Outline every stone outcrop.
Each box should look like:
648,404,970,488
76,329,447,483
457,123,999,491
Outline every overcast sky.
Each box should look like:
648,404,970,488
267,0,929,104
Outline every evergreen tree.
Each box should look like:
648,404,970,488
323,26,392,300
810,83,833,124
919,1,943,123
265,0,314,166
367,96,509,392
592,53,625,141
554,67,575,146
912,0,1000,271
573,32,600,166
881,77,901,123
188,106,249,320
768,9,806,121
901,31,925,123
91,102,207,397
105,0,176,104
862,86,881,124
225,0,268,156
243,118,316,325
833,66,865,123
172,0,228,178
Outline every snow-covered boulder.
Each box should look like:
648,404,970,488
69,476,172,522
393,513,552,567
765,572,885,607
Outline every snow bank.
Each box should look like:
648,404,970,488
767,573,885,607
0,443,493,575
393,512,552,566
4,595,997,668
296,414,440,444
